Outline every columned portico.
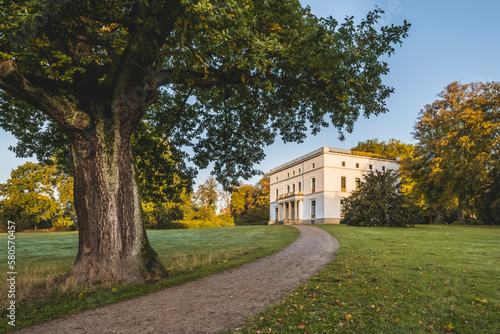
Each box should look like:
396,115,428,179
272,191,304,225
294,200,298,220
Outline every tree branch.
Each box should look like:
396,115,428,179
161,16,188,58
154,67,250,88
0,59,82,131
160,87,194,145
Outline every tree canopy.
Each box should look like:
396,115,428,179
0,0,410,187
0,0,411,283
408,82,500,223
0,162,71,230
351,138,414,159
231,173,269,225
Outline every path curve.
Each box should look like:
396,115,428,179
19,225,339,334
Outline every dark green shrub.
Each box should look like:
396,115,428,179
343,170,422,227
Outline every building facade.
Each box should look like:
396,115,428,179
268,147,400,225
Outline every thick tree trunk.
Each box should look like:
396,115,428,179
62,122,166,284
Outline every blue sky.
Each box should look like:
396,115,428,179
1,0,499,187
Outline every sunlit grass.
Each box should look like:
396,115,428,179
0,226,299,332
231,225,500,333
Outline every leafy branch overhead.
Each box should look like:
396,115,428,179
0,0,410,187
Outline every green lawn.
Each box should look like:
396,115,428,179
0,226,299,332
231,225,500,333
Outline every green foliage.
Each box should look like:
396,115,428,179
230,225,500,333
0,0,410,188
194,176,219,213
351,138,414,158
409,82,500,223
141,200,184,229
475,167,500,224
0,162,74,230
231,184,258,216
231,174,270,225
52,216,73,231
342,170,421,227
132,122,196,203
234,207,269,226
255,173,270,207
132,123,197,229
142,177,236,229
350,139,422,215
180,214,235,229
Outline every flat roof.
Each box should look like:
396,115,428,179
269,147,398,174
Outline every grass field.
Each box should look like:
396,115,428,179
230,225,500,333
0,226,299,332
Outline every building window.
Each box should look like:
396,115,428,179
292,184,296,193
341,176,346,192
382,166,386,171
276,177,278,181
287,185,290,193
275,189,279,201
275,207,278,221
299,168,301,173
356,163,359,168
312,163,315,169
355,177,361,191
311,200,316,219
340,198,345,218
369,164,373,170
342,161,345,167
298,182,302,192
287,172,289,177
311,178,316,193
293,170,295,176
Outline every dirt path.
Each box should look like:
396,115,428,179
18,225,339,334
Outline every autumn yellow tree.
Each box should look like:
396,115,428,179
410,82,500,223
0,162,70,231
351,138,414,158
231,174,270,225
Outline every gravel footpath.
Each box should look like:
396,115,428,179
18,225,339,334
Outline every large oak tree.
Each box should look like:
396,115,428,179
0,0,410,283
410,82,500,223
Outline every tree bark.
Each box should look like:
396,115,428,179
457,200,465,224
62,120,166,284
457,209,465,224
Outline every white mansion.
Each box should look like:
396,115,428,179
269,147,400,225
